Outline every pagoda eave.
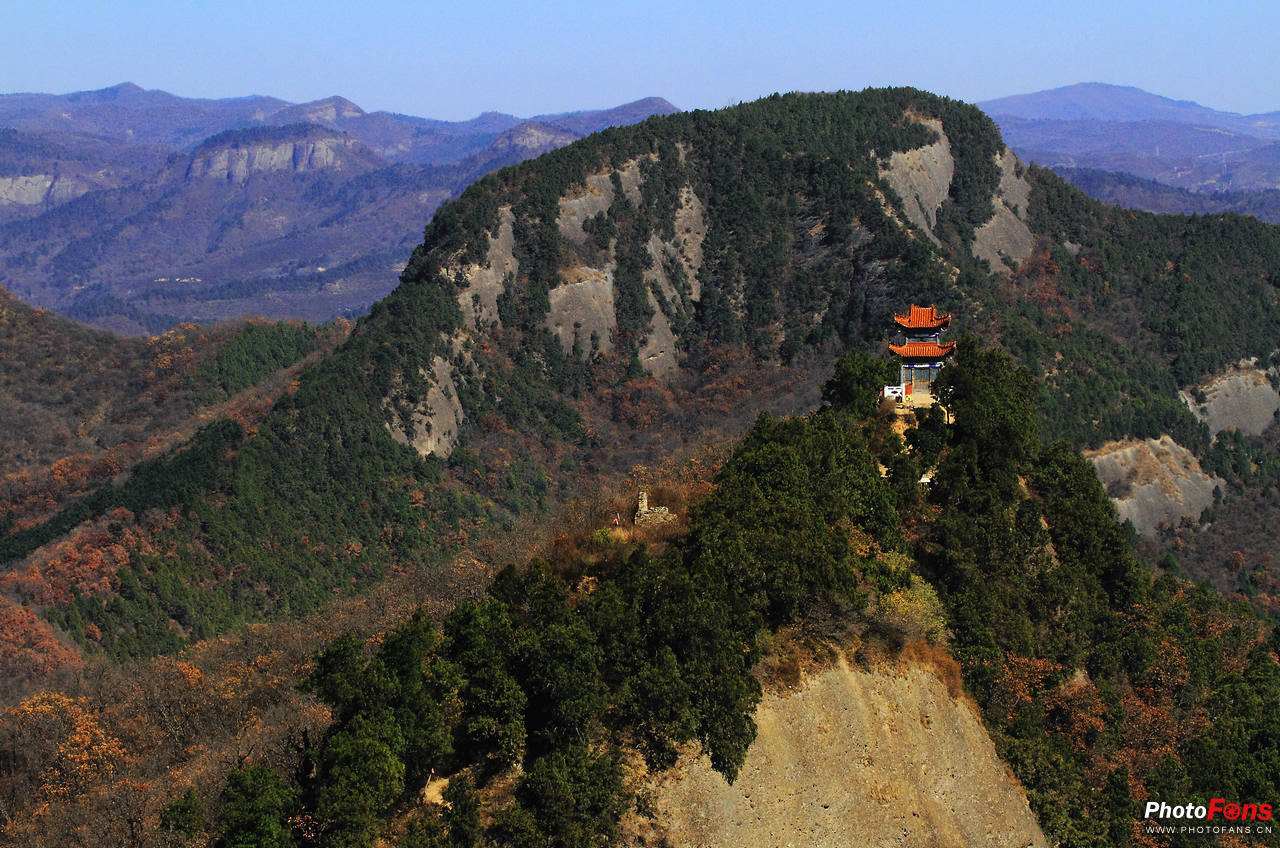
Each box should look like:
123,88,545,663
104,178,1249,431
893,317,951,331
888,341,957,358
893,305,952,330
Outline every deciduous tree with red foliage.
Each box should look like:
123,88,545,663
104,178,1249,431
0,598,82,686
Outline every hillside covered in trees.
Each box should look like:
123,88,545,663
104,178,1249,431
0,291,350,681
4,83,1280,683
2,87,1280,845
7,345,1277,848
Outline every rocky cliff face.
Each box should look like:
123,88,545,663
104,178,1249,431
1088,362,1280,538
879,117,1034,271
0,128,158,219
971,147,1036,271
447,152,708,372
639,657,1047,848
1086,435,1222,536
385,355,466,458
879,116,955,244
487,121,579,159
186,130,372,183
0,174,91,208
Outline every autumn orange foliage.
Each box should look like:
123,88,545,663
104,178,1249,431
0,598,83,683
2,692,129,844
0,508,157,605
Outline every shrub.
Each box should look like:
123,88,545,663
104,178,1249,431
874,574,948,645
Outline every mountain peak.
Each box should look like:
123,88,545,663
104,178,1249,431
1041,81,1209,110
103,81,146,95
63,81,152,103
466,110,523,131
269,95,366,125
531,96,680,136
619,96,680,112
310,95,365,115
979,82,1237,123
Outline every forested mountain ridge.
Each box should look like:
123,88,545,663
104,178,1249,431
7,342,1278,848
386,84,1280,599
389,87,1280,451
6,84,1280,682
3,87,1280,846
0,284,349,537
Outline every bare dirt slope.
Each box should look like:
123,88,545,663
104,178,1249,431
1179,362,1280,437
1086,435,1222,537
645,657,1047,848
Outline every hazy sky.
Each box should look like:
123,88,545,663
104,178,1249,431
2,0,1275,119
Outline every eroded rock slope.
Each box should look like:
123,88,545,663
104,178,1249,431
646,658,1047,848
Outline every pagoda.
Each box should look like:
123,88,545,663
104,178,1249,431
885,304,955,401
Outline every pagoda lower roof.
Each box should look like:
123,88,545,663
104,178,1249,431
889,340,956,358
894,305,952,330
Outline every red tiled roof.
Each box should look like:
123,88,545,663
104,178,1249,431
889,340,956,358
894,304,952,330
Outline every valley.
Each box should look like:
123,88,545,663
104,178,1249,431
980,83,1280,191
981,82,1280,225
0,84,676,332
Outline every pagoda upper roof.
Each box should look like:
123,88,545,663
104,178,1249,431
889,340,957,358
894,304,952,330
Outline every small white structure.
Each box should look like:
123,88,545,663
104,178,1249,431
634,490,674,527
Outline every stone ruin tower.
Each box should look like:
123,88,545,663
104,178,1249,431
634,490,674,527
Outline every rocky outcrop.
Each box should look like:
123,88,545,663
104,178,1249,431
877,116,1035,274
456,206,519,330
637,302,679,377
558,171,617,244
672,185,706,300
613,157,646,207
0,174,91,208
0,175,55,206
637,188,704,380
487,122,577,159
1086,436,1222,536
1179,361,1280,437
879,117,954,245
971,147,1036,273
556,157,646,239
268,95,365,125
646,657,1047,848
546,265,617,355
441,155,706,438
385,355,464,459
550,158,706,377
187,135,363,183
